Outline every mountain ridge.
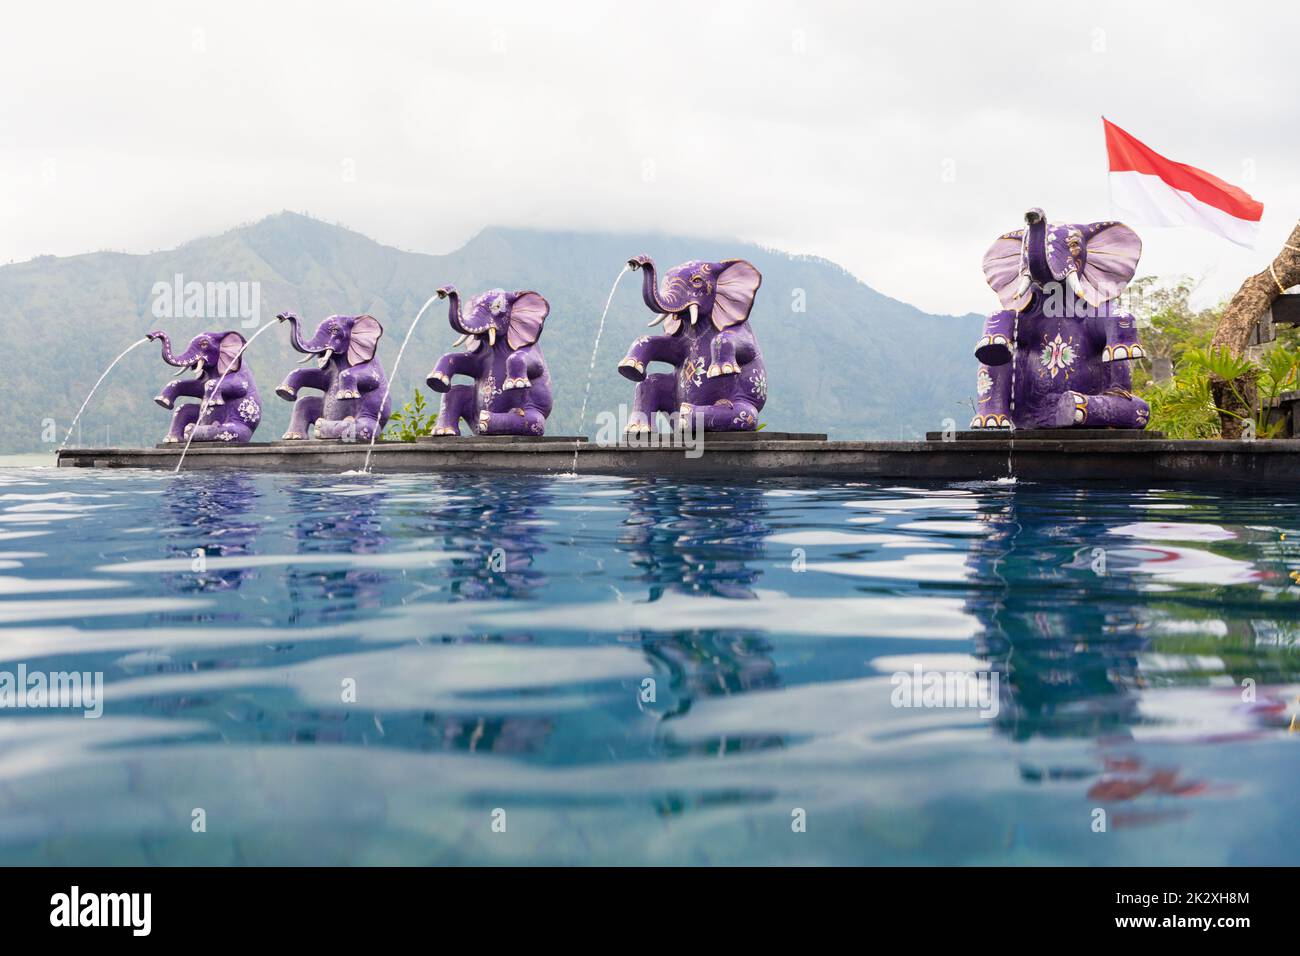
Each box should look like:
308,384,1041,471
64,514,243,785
0,213,983,451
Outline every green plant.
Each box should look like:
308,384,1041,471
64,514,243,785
1257,344,1300,436
385,389,436,442
1145,344,1300,439
1142,362,1219,439
1131,275,1300,438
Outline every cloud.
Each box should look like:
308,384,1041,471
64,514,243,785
2,0,1296,314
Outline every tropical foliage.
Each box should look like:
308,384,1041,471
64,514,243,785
1135,276,1300,438
1139,355,1220,439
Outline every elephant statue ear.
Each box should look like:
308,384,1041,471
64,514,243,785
712,260,762,331
507,292,549,349
217,332,245,374
348,315,383,365
982,230,1032,311
1077,222,1142,306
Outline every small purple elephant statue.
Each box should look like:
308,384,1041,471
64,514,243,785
275,312,390,441
148,329,261,443
425,286,553,436
618,255,766,433
972,208,1149,430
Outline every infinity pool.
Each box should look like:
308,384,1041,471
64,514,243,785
0,466,1296,865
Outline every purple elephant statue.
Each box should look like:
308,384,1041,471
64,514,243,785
274,312,390,441
618,255,766,433
148,329,261,443
972,208,1149,430
425,286,553,436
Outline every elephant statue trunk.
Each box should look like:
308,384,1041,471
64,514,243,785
147,329,261,443
629,255,686,317
152,331,203,374
1023,209,1055,285
282,313,336,368
438,286,469,336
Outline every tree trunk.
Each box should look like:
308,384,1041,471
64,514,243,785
1209,221,1300,437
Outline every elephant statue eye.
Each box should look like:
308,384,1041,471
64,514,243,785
329,325,339,335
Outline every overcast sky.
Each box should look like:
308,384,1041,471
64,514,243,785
3,1,1297,314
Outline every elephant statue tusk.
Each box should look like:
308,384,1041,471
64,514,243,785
297,351,316,365
688,303,699,325
170,363,191,379
1066,271,1084,299
452,333,470,348
191,359,206,378
488,327,497,348
1014,274,1032,300
316,347,333,370
647,313,669,327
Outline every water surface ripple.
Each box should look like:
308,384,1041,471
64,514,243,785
0,468,1296,864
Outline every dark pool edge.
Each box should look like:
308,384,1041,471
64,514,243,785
54,437,1300,484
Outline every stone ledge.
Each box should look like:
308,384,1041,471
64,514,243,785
415,434,589,444
59,437,1300,485
924,429,1166,442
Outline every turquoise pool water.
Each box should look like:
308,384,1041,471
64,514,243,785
0,467,1296,865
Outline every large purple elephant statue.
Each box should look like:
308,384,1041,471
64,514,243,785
148,330,261,443
425,286,553,436
617,255,766,433
274,312,390,440
972,208,1149,430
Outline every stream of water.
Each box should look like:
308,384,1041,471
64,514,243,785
360,294,440,473
570,265,629,474
58,337,150,452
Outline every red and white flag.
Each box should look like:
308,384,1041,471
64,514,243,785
1104,118,1263,248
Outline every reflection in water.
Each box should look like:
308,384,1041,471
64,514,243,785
429,475,552,602
1,470,1298,864
620,481,767,601
270,476,561,755
619,481,780,762
964,492,1146,742
162,474,262,593
964,487,1300,829
284,481,392,620
411,475,557,755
